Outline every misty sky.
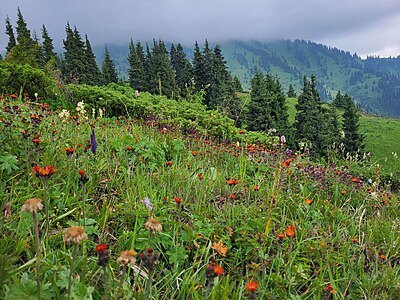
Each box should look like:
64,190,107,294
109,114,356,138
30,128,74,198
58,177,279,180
1,0,400,57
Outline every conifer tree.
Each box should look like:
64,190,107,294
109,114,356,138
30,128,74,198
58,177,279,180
84,35,102,85
271,77,290,137
201,40,214,106
233,76,243,92
247,72,271,131
102,47,118,84
208,44,230,108
128,39,146,91
193,41,205,92
5,16,16,55
41,25,55,65
170,43,192,97
287,83,296,97
15,8,33,47
341,95,364,156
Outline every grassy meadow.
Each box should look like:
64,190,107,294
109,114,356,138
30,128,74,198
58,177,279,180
1,94,399,299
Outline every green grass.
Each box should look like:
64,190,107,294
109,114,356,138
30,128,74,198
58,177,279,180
1,95,399,299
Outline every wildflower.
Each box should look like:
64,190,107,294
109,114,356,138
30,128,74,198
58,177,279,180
198,173,204,179
187,163,191,170
78,169,89,184
341,190,347,195
280,135,286,144
145,218,162,233
305,198,313,205
213,265,224,275
245,281,259,292
277,233,286,240
165,161,173,166
226,178,238,186
143,197,153,211
4,202,11,219
174,197,182,206
65,147,75,157
117,250,137,266
191,151,198,156
32,165,57,177
21,198,43,213
64,226,88,245
139,248,159,271
229,194,236,200
96,244,110,267
124,145,133,151
324,283,334,294
90,129,97,155
212,240,228,257
238,129,246,134
285,225,296,238
253,185,259,191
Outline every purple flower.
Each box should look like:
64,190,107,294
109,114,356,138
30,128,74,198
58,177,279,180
143,197,153,211
90,129,97,155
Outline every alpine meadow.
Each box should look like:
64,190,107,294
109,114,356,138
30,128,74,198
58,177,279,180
1,6,400,300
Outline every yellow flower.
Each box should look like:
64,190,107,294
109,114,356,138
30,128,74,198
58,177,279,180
64,226,88,244
21,198,43,213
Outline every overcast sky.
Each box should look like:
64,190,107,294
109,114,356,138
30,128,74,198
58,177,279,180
1,0,400,58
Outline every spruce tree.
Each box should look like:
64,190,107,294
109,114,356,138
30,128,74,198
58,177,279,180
15,8,33,47
193,41,205,92
5,16,16,54
84,35,102,85
41,25,55,65
287,83,296,97
201,40,214,106
208,44,230,108
271,77,290,137
233,76,243,92
170,43,192,97
247,72,271,131
128,39,146,91
341,95,364,156
102,47,118,84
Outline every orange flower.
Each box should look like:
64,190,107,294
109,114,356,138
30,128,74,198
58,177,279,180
212,240,228,257
351,176,359,182
165,161,173,166
65,147,75,156
124,145,133,151
253,185,259,191
191,151,198,156
226,178,238,186
213,265,224,276
32,138,42,144
341,190,347,195
238,129,246,134
32,165,57,177
96,243,107,253
245,281,259,292
78,170,86,176
277,233,285,240
198,173,204,180
174,197,182,204
229,194,236,200
285,225,296,238
305,198,313,205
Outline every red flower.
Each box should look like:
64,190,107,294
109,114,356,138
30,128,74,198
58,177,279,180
198,173,204,180
65,148,75,156
191,151,198,156
285,225,296,238
96,243,107,253
78,170,86,176
245,281,259,292
174,197,182,204
32,165,57,177
213,265,224,276
165,161,173,166
229,194,236,200
253,185,259,191
305,198,313,205
226,179,238,186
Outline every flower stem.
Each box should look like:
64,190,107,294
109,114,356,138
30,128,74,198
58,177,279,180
32,212,41,300
67,244,79,300
102,265,109,300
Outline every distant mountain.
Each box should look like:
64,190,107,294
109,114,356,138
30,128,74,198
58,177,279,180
93,39,400,116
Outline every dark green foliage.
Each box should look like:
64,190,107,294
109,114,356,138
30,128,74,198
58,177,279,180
295,75,327,157
0,61,56,98
332,91,350,109
41,25,55,65
232,75,243,92
147,40,174,97
102,47,118,84
342,95,364,156
287,83,296,97
62,23,86,84
128,40,146,91
84,35,103,85
5,16,16,54
247,72,290,137
170,43,192,97
15,8,33,47
193,41,206,92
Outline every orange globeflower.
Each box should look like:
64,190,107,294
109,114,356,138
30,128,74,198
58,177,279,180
245,281,259,292
285,225,296,238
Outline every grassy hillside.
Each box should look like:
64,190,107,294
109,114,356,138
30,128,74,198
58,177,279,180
1,94,399,299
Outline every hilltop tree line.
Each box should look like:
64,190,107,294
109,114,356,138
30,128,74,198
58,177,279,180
1,8,364,159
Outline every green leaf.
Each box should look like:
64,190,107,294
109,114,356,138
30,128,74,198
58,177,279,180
0,154,19,175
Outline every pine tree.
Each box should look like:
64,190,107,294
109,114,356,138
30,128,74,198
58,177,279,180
102,47,118,84
128,39,146,91
202,40,214,106
208,44,230,108
5,16,16,54
287,83,296,97
341,95,364,156
84,35,103,85
41,25,55,65
15,8,33,47
193,41,205,92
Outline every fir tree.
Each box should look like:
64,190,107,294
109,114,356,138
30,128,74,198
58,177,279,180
201,40,214,106
102,47,118,84
247,72,271,132
84,35,103,85
170,43,192,97
15,8,33,47
341,95,364,156
128,39,146,91
287,83,296,97
193,41,205,92
41,25,55,65
208,44,230,108
5,16,16,54
233,76,243,92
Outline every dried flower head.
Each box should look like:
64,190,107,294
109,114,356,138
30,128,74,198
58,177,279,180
117,250,137,266
64,226,88,244
21,198,43,213
139,248,159,271
212,240,228,257
145,218,162,233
